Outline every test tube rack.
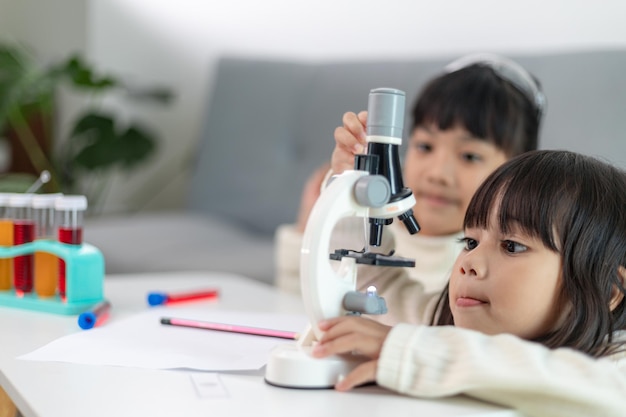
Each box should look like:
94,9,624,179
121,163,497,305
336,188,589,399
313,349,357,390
0,240,104,315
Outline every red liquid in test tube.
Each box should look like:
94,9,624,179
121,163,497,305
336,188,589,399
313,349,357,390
55,195,87,300
13,220,34,294
58,227,82,245
9,194,35,296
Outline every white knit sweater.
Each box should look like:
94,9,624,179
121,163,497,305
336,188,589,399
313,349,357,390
379,324,626,417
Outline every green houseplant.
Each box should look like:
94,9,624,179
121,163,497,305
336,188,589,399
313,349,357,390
0,42,171,209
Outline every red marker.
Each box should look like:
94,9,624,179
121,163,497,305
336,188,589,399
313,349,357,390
147,289,219,306
160,317,299,340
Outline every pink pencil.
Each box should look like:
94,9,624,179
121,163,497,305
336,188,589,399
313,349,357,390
160,317,299,340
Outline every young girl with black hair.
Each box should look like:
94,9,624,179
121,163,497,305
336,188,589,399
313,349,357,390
312,150,626,417
276,53,545,294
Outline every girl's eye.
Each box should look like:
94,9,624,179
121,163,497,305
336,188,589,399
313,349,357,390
459,237,478,250
501,240,528,254
461,152,482,163
413,142,432,153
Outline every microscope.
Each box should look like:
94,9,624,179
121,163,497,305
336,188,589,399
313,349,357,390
265,88,419,388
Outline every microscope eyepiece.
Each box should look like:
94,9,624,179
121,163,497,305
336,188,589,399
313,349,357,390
367,88,405,139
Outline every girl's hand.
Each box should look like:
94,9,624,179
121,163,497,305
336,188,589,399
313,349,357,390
331,111,368,175
311,316,392,391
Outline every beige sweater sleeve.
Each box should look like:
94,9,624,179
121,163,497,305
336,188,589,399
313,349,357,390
378,324,626,417
355,263,442,326
274,224,303,294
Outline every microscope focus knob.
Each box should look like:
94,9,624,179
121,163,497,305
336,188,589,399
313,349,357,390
354,175,391,208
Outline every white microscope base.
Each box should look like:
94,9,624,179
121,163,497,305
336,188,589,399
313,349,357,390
265,343,363,389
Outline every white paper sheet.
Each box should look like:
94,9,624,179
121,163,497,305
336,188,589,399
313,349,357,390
19,308,308,371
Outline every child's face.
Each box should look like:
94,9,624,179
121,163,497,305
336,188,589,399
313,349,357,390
403,125,508,236
448,211,564,339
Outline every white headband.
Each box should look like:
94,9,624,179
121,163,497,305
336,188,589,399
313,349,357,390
445,53,545,119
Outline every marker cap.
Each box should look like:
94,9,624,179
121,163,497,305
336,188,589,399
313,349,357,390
147,292,167,306
78,312,97,329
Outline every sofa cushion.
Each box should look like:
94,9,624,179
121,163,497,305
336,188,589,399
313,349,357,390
85,212,275,284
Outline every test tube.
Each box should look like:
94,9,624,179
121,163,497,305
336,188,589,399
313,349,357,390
32,193,63,297
55,195,87,299
8,193,35,296
0,193,14,291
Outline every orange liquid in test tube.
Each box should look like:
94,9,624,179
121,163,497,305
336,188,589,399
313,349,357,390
35,252,58,297
0,219,13,290
33,193,63,298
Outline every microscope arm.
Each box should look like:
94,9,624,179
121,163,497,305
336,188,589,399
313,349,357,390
299,166,414,341
300,169,371,342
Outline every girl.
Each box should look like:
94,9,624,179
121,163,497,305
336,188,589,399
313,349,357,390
312,150,626,417
276,53,544,294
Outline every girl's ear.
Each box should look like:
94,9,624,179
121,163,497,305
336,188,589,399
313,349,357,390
609,266,626,312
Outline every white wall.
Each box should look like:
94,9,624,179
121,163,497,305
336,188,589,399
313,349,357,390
93,0,626,60
0,0,10,37
1,0,86,60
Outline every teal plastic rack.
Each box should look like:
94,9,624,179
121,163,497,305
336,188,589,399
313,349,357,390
0,240,104,315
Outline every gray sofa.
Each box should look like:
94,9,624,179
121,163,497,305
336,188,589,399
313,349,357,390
85,50,626,285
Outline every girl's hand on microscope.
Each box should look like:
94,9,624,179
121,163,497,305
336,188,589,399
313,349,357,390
332,111,368,175
311,316,391,391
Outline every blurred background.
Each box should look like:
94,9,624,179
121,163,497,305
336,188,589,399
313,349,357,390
1,0,625,214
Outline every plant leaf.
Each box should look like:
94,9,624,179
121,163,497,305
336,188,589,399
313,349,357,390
126,87,175,105
70,113,115,139
0,44,55,132
71,113,119,169
117,126,156,169
58,54,118,91
73,135,120,169
70,113,156,171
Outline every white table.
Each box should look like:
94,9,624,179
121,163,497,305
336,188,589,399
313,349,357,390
0,271,521,417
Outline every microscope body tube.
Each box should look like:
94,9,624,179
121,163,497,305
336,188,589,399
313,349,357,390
364,88,420,246
366,142,412,202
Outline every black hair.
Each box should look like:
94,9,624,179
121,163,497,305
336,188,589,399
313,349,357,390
410,64,542,157
433,150,626,357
